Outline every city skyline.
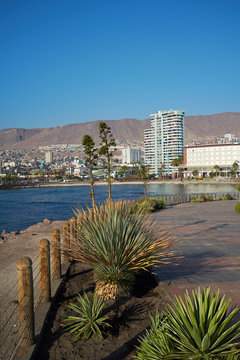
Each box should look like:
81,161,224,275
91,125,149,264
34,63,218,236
0,0,239,130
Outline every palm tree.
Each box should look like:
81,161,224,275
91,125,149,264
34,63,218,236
213,165,220,179
232,162,239,178
137,165,150,200
171,156,183,167
192,169,198,179
178,167,184,180
158,164,165,180
98,122,116,202
82,134,98,208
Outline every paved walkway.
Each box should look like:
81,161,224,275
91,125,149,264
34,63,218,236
153,200,240,308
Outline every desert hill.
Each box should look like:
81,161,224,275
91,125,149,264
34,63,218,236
0,112,239,149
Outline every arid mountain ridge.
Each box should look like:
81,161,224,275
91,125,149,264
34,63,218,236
0,112,240,150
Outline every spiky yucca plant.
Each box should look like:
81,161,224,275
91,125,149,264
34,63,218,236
63,292,110,340
66,201,175,299
164,287,240,359
135,287,240,360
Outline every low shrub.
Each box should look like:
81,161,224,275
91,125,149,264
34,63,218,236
206,194,214,201
139,198,166,212
199,194,206,202
64,292,110,340
235,202,240,214
131,198,166,213
135,287,240,360
217,196,222,201
237,185,240,192
191,195,200,203
223,193,234,200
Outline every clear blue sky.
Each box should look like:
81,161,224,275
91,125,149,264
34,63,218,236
0,0,239,129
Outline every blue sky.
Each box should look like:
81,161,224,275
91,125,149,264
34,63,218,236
0,0,239,129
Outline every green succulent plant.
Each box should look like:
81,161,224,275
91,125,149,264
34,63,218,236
66,203,174,299
135,287,240,360
63,292,110,340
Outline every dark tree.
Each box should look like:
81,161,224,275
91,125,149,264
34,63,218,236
98,122,116,201
137,165,150,200
82,134,98,208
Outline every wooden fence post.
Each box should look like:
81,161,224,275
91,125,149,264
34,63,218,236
17,257,35,347
185,194,187,202
51,229,61,280
39,239,51,303
173,195,175,205
165,196,167,205
177,195,179,204
62,222,70,263
181,194,183,203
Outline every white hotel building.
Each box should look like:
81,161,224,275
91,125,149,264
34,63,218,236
184,143,240,175
144,109,184,174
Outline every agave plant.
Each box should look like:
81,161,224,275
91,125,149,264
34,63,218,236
135,288,240,360
165,287,240,359
63,292,110,340
66,201,175,299
135,311,173,360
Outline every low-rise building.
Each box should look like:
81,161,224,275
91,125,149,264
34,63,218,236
184,143,240,176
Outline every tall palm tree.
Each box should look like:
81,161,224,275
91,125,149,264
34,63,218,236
178,167,184,180
213,165,220,179
232,162,239,178
157,163,165,180
192,169,198,179
137,165,150,200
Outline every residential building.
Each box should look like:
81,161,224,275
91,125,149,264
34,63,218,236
184,143,240,176
144,109,184,174
122,147,141,165
45,151,53,164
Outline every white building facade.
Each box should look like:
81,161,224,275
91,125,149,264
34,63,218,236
122,147,141,164
45,151,53,164
144,109,184,174
184,143,240,173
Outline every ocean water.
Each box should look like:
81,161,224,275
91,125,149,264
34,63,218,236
0,183,238,232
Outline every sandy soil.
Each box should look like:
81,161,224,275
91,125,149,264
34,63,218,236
0,220,64,301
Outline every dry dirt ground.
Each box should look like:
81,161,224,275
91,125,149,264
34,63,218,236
34,262,170,360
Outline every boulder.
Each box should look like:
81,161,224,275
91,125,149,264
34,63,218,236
43,218,51,224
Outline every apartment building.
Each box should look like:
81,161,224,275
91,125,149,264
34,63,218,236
45,151,53,164
144,109,184,174
122,147,141,164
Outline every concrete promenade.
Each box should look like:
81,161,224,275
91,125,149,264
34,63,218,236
153,200,240,308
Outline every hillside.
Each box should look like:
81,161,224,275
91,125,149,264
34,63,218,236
0,112,239,149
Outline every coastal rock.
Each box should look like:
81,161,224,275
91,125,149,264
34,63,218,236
1,229,8,236
43,218,51,224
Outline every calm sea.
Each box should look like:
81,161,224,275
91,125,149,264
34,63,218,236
0,183,238,232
